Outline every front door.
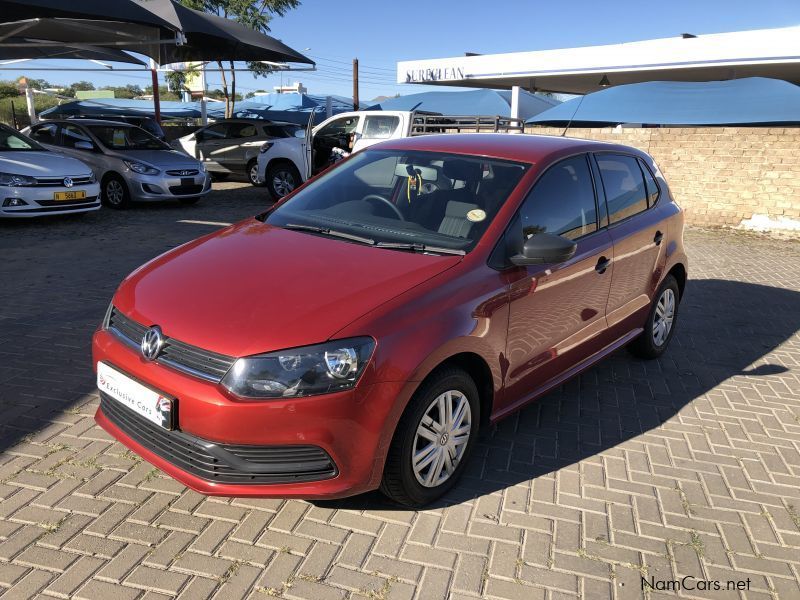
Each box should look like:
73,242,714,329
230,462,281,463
501,155,614,416
195,123,229,169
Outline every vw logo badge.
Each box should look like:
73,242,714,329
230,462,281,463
63,177,73,188
141,326,164,361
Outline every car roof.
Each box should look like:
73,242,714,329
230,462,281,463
206,119,296,126
373,133,645,164
44,118,136,127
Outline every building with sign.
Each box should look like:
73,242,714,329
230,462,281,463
396,26,800,118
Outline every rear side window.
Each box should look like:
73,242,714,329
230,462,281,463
228,123,258,138
519,155,598,241
596,154,648,224
363,115,400,139
200,124,228,140
61,124,92,149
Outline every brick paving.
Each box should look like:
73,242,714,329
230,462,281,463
0,183,799,599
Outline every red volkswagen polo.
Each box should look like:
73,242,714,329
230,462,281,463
93,134,687,506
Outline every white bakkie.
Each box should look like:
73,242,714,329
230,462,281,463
256,111,417,200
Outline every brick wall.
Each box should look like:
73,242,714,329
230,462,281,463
525,126,800,234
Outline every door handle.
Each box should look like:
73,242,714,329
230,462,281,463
654,230,664,246
595,256,611,274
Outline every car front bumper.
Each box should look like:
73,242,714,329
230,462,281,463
92,328,406,499
0,182,101,218
126,171,212,202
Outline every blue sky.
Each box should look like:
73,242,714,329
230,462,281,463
1,0,799,100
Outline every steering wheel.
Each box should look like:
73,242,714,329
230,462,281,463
362,194,405,221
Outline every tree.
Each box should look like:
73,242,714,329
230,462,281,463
0,82,18,98
71,81,95,91
101,84,144,99
178,0,301,118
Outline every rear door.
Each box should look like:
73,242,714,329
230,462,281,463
593,152,666,338
355,114,402,152
502,154,614,415
195,123,229,169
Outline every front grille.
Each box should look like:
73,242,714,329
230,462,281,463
35,196,98,207
169,184,204,196
34,175,94,187
166,169,199,176
108,307,236,383
101,394,337,484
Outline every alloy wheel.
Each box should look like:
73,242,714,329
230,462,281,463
412,390,472,488
105,180,124,206
272,170,295,197
249,163,260,185
652,287,676,346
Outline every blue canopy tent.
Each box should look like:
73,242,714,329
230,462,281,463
369,89,558,119
527,78,800,126
40,93,362,125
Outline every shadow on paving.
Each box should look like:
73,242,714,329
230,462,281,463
317,278,800,510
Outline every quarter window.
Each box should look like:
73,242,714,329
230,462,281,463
639,159,660,207
61,124,92,149
518,155,598,241
597,154,648,224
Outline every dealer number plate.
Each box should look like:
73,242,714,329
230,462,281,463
97,362,174,430
54,191,86,201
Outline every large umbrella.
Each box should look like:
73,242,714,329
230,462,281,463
0,37,146,65
0,0,179,32
133,0,313,65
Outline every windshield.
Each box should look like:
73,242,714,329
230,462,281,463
265,149,529,253
88,125,169,150
0,126,43,151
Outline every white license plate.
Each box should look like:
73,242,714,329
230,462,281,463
97,362,174,430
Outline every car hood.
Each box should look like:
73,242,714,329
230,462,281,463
106,148,200,168
0,151,92,176
114,219,460,357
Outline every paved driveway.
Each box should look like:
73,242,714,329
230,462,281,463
1,183,799,600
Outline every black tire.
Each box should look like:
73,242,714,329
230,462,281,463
247,159,265,187
101,174,130,209
178,197,201,205
380,368,480,507
265,162,301,200
628,274,681,359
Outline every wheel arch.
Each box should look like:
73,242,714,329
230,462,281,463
667,262,687,299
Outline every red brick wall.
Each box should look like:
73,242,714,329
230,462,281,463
525,126,800,233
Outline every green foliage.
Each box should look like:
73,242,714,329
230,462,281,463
0,95,60,128
100,84,145,99
70,81,95,92
0,83,19,99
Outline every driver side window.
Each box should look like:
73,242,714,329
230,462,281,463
317,117,358,138
519,155,598,241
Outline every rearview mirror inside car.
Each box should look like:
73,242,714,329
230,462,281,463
510,233,577,266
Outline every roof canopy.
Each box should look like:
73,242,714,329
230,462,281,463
526,78,800,126
368,89,558,119
396,26,800,94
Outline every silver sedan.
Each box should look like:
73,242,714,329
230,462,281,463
25,119,211,209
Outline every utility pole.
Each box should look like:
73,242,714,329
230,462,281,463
352,58,359,111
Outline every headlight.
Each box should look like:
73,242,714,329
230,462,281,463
221,337,375,399
259,142,274,154
123,160,160,175
198,162,206,173
0,172,36,187
87,172,97,184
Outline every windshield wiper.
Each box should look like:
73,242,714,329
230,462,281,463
375,242,466,256
283,223,375,245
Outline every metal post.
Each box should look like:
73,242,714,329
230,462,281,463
510,85,521,134
352,58,359,111
24,86,37,125
150,59,162,124
326,96,332,119
200,98,208,126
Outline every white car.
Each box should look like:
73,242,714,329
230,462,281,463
0,124,100,218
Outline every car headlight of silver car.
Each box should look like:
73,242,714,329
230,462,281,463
123,160,160,176
0,172,36,187
259,142,274,154
221,337,375,399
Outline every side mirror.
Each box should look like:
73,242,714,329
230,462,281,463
510,233,577,266
294,129,306,139
74,141,95,151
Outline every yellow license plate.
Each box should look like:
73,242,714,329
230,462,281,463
53,191,86,201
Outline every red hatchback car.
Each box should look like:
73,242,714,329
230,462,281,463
93,134,687,506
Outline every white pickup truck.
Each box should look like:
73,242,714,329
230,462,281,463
255,110,524,200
